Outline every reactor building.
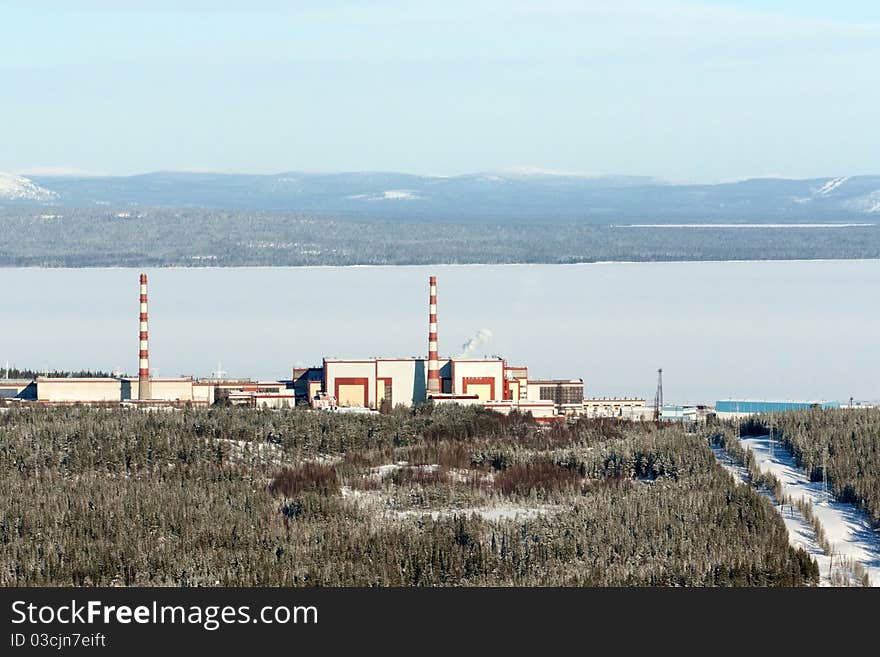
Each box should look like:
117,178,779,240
301,275,573,420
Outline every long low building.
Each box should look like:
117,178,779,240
33,377,205,404
583,397,648,419
0,377,302,407
715,399,840,419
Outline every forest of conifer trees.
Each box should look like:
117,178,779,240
1,405,818,586
744,409,880,528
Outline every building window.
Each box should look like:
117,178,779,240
539,384,582,405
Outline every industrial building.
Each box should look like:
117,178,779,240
0,273,589,421
0,274,296,409
36,377,198,404
583,397,649,420
324,357,505,407
311,276,577,420
0,275,202,406
0,380,36,401
319,357,561,418
527,379,585,416
715,399,840,420
2,372,307,408
6,270,858,424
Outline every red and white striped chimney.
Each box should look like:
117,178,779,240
138,273,152,400
427,275,441,396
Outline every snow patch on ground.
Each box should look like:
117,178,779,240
339,483,559,523
739,435,880,586
346,189,423,201
380,189,420,200
306,453,343,466
394,504,559,522
448,467,495,484
208,437,283,464
844,190,880,213
813,176,849,196
369,462,440,479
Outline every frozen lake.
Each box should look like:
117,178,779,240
1,261,879,404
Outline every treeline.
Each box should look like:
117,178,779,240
0,366,120,379
743,409,880,527
0,405,817,586
1,207,879,267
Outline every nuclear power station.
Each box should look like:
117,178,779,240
0,272,651,420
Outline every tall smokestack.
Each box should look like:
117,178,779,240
138,273,152,400
427,275,441,396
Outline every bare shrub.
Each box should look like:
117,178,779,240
341,451,377,468
400,441,478,470
583,475,634,492
269,463,338,497
385,466,449,487
495,461,581,496
345,474,383,491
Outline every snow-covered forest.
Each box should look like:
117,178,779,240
1,405,817,586
1,207,879,267
743,410,880,528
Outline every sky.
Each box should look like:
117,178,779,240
2,0,879,182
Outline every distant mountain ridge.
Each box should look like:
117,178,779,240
3,170,880,222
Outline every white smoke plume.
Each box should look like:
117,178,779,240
458,329,493,357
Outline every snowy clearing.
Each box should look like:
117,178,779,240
813,176,849,196
395,505,559,522
711,445,832,586
339,485,559,523
369,462,439,479
739,435,880,586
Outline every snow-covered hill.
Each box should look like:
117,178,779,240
6,169,880,221
0,172,57,201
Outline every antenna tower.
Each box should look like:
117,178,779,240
653,368,663,421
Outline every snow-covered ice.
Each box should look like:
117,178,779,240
618,223,873,228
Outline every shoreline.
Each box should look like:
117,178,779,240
2,257,880,271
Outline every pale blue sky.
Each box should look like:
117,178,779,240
2,1,879,181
